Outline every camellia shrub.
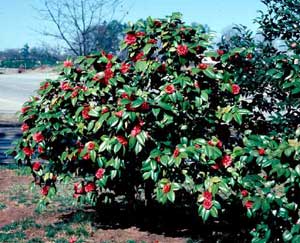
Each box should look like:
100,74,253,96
11,12,300,242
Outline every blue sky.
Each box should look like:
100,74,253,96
0,0,264,50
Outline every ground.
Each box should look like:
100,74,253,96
0,165,188,243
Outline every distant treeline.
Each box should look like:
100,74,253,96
0,44,65,69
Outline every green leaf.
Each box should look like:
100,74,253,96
203,69,215,79
135,61,148,72
167,191,175,203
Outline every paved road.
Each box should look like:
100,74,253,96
0,72,57,114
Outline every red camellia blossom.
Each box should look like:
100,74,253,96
61,81,72,91
21,123,29,132
177,45,188,56
198,63,208,70
116,135,128,146
131,125,142,137
21,106,30,113
148,38,157,44
258,148,265,155
216,140,223,148
245,200,253,209
232,84,240,95
101,107,109,114
82,107,91,119
133,52,144,62
203,199,213,210
163,183,171,193
247,53,253,60
104,68,114,84
115,110,123,118
107,53,114,60
86,141,95,150
69,236,77,243
74,182,84,194
154,20,162,27
208,140,214,146
165,84,175,94
71,90,78,98
85,182,96,192
40,82,49,90
38,146,44,154
95,168,105,179
241,190,249,197
136,31,145,37
141,102,150,110
217,49,225,56
221,155,232,168
32,162,41,171
33,132,44,143
41,186,50,196
120,62,130,74
124,33,137,45
203,191,212,200
173,147,180,158
83,153,90,160
211,163,220,170
194,81,200,88
23,147,34,156
63,60,73,68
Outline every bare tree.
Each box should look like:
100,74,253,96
37,0,126,56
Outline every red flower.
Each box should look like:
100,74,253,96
258,148,265,155
208,140,214,146
61,82,72,91
63,60,73,68
232,84,240,95
23,147,34,156
241,190,249,197
195,144,200,149
21,106,30,113
203,191,212,200
173,147,180,158
21,123,29,132
86,141,95,150
120,62,130,74
148,39,157,44
83,153,90,160
121,93,130,99
41,186,50,196
71,90,78,98
216,140,223,148
163,183,171,193
211,163,220,170
246,53,253,60
133,52,144,62
74,182,84,194
107,53,114,60
155,156,161,162
104,68,114,84
194,81,200,88
69,236,77,243
221,155,232,168
101,107,109,114
245,200,253,209
124,33,137,45
131,125,142,137
165,84,175,94
198,63,208,70
40,82,49,90
116,136,128,146
217,49,225,56
115,110,123,118
177,45,188,56
141,102,150,110
82,107,90,119
38,146,44,153
92,72,104,81
154,20,162,27
32,162,41,171
96,168,105,179
85,182,96,192
33,132,44,143
136,31,145,37
203,199,213,210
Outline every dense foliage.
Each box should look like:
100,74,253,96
11,6,300,243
